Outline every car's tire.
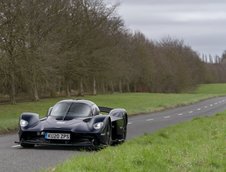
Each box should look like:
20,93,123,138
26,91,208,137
121,126,127,141
91,122,112,151
105,123,112,146
20,143,34,148
114,118,127,145
122,115,127,141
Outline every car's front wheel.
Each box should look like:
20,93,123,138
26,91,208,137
105,123,112,146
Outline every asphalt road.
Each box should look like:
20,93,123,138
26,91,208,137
1,96,226,172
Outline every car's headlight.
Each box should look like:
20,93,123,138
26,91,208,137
93,122,104,130
20,119,28,127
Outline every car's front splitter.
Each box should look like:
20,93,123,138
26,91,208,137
15,140,96,147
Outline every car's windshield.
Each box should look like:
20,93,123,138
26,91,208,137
50,102,92,119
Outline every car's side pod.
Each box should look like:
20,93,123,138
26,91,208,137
20,112,40,128
108,109,127,142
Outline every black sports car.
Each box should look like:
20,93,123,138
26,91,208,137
16,99,127,149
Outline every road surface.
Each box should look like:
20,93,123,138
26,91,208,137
0,96,226,172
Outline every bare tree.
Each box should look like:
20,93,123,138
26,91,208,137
0,0,24,103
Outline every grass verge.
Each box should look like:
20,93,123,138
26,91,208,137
51,112,226,172
194,83,226,95
0,93,214,134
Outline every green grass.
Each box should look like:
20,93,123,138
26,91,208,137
0,83,226,133
86,93,215,114
194,83,226,94
51,112,226,172
0,93,213,133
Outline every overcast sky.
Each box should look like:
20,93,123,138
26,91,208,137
111,0,226,57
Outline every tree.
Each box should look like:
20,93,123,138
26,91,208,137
0,0,24,103
18,0,66,101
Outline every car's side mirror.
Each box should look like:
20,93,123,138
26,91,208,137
47,107,53,116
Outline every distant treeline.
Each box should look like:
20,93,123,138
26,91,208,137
0,0,226,103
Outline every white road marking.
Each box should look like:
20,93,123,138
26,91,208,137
177,113,183,116
197,108,201,111
12,145,21,148
164,116,170,119
189,111,193,114
204,106,208,108
128,122,133,125
210,104,213,107
214,103,218,105
146,118,154,122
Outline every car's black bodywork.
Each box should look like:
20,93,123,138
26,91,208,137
16,100,127,148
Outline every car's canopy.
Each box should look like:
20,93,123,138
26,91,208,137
50,101,93,120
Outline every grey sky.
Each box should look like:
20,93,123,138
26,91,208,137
112,0,226,56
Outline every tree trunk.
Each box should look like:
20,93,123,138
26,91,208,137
127,82,130,92
10,71,16,104
9,52,16,104
93,77,97,95
134,84,137,92
79,78,84,96
119,80,122,93
58,78,62,96
32,70,39,101
66,80,71,97
102,81,106,93
33,82,39,101
110,81,114,93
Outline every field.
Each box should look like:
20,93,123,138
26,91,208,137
0,83,225,133
0,93,213,133
51,112,226,172
194,83,226,94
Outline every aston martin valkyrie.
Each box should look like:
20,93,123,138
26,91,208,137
16,99,128,149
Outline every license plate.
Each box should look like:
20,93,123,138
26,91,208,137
45,133,70,140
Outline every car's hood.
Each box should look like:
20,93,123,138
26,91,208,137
29,116,92,132
45,117,84,127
